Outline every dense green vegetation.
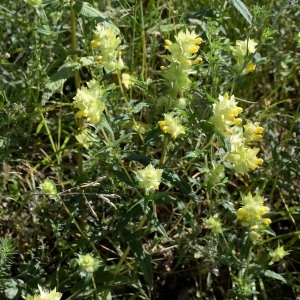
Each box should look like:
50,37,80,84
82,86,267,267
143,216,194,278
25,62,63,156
0,0,299,299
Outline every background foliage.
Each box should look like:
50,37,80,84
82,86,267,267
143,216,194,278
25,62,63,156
0,0,299,299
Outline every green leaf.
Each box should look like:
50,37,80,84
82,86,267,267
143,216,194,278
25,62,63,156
114,199,144,238
229,0,253,25
131,102,149,114
264,270,287,284
158,23,185,32
42,79,65,104
163,170,197,200
112,169,132,186
97,115,114,136
73,2,107,20
50,61,81,82
122,152,152,166
42,62,81,103
129,239,153,287
4,279,20,299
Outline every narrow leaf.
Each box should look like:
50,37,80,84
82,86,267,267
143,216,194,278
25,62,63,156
229,0,253,25
73,2,107,20
264,270,287,284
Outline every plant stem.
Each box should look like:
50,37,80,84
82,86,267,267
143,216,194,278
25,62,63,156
102,214,147,299
70,0,83,173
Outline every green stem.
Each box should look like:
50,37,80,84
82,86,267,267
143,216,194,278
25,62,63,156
70,0,80,90
40,111,61,166
160,136,169,166
61,200,102,260
70,0,83,172
102,214,148,299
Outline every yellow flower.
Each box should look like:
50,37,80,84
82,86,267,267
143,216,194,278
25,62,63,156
269,245,290,265
158,114,185,139
25,285,62,300
205,216,223,234
243,122,264,143
136,165,163,194
232,39,258,75
73,80,106,124
226,145,263,174
244,62,256,74
232,39,257,59
91,23,124,72
237,192,271,228
40,178,57,199
164,29,202,68
209,93,243,136
121,73,133,89
76,253,100,277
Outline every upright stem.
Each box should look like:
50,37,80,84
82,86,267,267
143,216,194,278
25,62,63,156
102,214,148,299
70,0,80,90
70,0,83,172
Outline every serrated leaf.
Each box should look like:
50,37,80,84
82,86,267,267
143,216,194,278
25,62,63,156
131,102,149,114
73,1,107,20
149,217,168,237
42,62,81,103
264,270,287,284
96,115,114,136
229,0,253,25
42,79,65,104
79,56,95,67
50,61,81,82
4,279,20,299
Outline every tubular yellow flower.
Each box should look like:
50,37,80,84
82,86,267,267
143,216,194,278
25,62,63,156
243,122,264,143
91,23,124,72
237,192,271,228
232,39,258,60
193,56,203,64
226,145,263,174
269,245,290,265
209,93,243,136
136,165,163,194
25,285,62,300
158,114,185,139
121,73,133,89
232,39,258,75
164,39,172,48
245,62,256,74
73,80,106,124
